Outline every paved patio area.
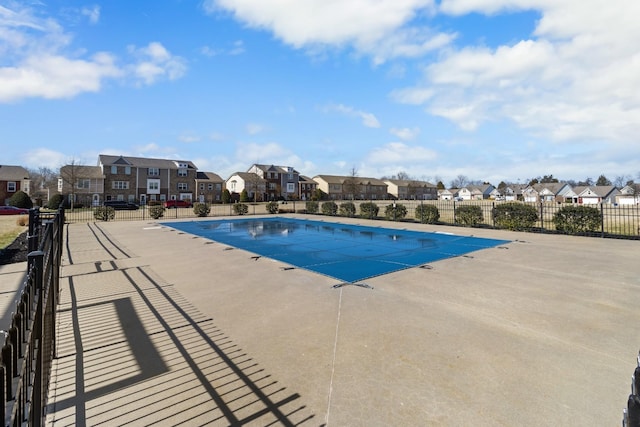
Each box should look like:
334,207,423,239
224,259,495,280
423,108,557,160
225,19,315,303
44,215,640,426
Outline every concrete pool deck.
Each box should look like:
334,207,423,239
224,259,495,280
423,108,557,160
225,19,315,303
45,215,640,426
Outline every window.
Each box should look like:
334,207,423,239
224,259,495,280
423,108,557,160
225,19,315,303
177,182,188,191
287,183,295,193
7,181,16,192
148,168,159,176
111,166,118,174
208,183,214,191
147,179,160,193
124,166,131,175
76,179,91,189
199,183,205,190
178,168,188,177
112,181,129,190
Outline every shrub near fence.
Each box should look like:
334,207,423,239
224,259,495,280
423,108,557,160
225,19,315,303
493,202,539,231
57,200,640,239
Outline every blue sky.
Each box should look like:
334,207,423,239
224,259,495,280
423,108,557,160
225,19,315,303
1,0,639,186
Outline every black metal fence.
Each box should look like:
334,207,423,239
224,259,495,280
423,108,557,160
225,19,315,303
57,200,640,238
1,207,63,426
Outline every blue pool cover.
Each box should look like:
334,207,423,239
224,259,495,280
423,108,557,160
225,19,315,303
164,217,509,283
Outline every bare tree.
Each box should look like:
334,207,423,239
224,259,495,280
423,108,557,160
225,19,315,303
28,166,58,204
58,158,84,209
343,166,360,200
614,175,631,188
450,174,469,188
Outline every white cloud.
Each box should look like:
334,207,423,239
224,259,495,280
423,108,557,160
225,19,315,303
246,123,265,135
390,127,420,140
203,0,452,63
128,42,187,85
22,148,70,169
393,0,640,143
366,142,437,164
229,40,245,55
0,52,121,101
325,103,381,128
178,133,202,143
0,3,187,102
81,5,100,24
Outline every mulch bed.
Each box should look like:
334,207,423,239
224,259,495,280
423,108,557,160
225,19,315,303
0,232,29,265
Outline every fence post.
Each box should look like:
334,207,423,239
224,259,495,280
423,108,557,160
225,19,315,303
28,208,40,252
600,203,605,238
540,203,544,231
28,250,44,427
453,200,456,224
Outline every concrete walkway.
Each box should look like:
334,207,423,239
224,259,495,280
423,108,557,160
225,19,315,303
45,216,640,426
0,261,27,331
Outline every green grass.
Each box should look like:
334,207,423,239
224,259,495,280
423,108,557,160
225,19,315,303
0,216,27,249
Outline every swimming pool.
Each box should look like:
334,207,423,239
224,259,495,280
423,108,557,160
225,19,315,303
164,217,509,283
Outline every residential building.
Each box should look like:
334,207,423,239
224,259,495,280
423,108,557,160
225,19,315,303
0,165,30,204
569,186,619,204
195,172,224,204
58,165,105,206
247,164,300,200
616,184,640,205
98,155,197,204
523,183,572,203
313,175,388,200
298,175,317,201
438,188,456,200
226,172,266,201
384,179,438,200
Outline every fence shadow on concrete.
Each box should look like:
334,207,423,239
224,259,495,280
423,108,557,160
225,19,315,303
46,223,318,426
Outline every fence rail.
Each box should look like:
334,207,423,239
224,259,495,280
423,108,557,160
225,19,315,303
1,207,63,426
57,200,640,238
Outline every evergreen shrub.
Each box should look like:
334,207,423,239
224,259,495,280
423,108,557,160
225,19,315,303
455,205,484,226
415,204,440,224
384,203,407,221
321,201,338,215
493,202,538,231
553,205,601,234
339,202,356,217
359,202,379,219
233,203,248,215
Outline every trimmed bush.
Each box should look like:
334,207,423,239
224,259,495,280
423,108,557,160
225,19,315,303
48,194,64,210
359,202,379,219
93,206,115,221
222,189,231,204
193,203,211,217
233,203,249,215
493,202,538,231
455,205,484,226
321,201,338,215
9,190,33,209
240,189,249,202
384,203,407,221
553,205,601,234
415,204,440,224
266,201,279,214
149,206,165,219
339,202,356,217
305,201,319,214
